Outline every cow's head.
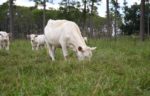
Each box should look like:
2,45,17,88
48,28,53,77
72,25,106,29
76,46,96,61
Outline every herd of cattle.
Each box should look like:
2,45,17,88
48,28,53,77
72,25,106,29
0,19,96,61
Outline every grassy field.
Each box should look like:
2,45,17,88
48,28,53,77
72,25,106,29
0,37,150,96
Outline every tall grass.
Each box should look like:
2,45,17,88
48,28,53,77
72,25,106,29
0,37,150,96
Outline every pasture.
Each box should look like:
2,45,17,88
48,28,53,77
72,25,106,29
0,37,150,96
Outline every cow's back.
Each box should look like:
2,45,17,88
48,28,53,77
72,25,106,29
0,31,7,36
45,20,71,44
36,35,45,44
44,19,85,48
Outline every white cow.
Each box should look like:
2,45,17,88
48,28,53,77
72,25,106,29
27,34,46,50
0,31,10,50
44,19,96,61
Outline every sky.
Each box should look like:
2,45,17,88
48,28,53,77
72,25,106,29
0,0,141,17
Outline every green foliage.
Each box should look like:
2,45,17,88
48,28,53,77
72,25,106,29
58,6,81,22
110,0,122,29
0,38,150,95
0,2,8,21
110,0,121,17
0,2,105,38
14,6,35,37
0,2,9,31
93,15,106,28
121,3,140,35
32,9,43,32
121,3,150,35
59,0,83,23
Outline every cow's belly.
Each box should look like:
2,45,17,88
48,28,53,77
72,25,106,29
45,34,61,48
45,26,69,48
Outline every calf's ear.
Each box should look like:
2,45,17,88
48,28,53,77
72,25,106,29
8,33,12,37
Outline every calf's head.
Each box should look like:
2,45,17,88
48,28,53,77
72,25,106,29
0,33,9,42
28,34,38,43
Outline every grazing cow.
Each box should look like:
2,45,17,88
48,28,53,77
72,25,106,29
0,31,10,50
44,19,96,61
27,34,46,50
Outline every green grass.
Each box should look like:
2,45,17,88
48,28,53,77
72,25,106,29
0,37,150,96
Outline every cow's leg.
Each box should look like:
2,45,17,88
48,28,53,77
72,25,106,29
1,41,4,49
0,41,2,49
45,42,55,61
40,44,44,49
36,44,39,50
6,40,9,50
39,45,42,49
31,43,35,50
32,46,34,50
51,46,56,59
48,45,55,61
60,42,68,60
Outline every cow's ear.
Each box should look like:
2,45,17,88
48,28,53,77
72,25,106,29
78,46,83,52
90,47,96,51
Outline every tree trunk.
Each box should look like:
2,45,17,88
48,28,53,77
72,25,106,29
148,13,150,36
83,0,87,30
67,0,70,11
89,1,94,37
114,0,118,39
106,0,111,38
9,0,14,39
147,0,150,36
43,0,46,33
140,0,145,41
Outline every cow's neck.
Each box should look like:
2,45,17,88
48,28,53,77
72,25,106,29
71,34,87,51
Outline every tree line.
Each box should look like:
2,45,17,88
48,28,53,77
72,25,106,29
0,0,149,41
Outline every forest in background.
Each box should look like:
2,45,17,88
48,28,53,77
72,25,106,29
0,0,149,39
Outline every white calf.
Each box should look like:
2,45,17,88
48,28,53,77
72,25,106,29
0,31,10,50
27,34,46,50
